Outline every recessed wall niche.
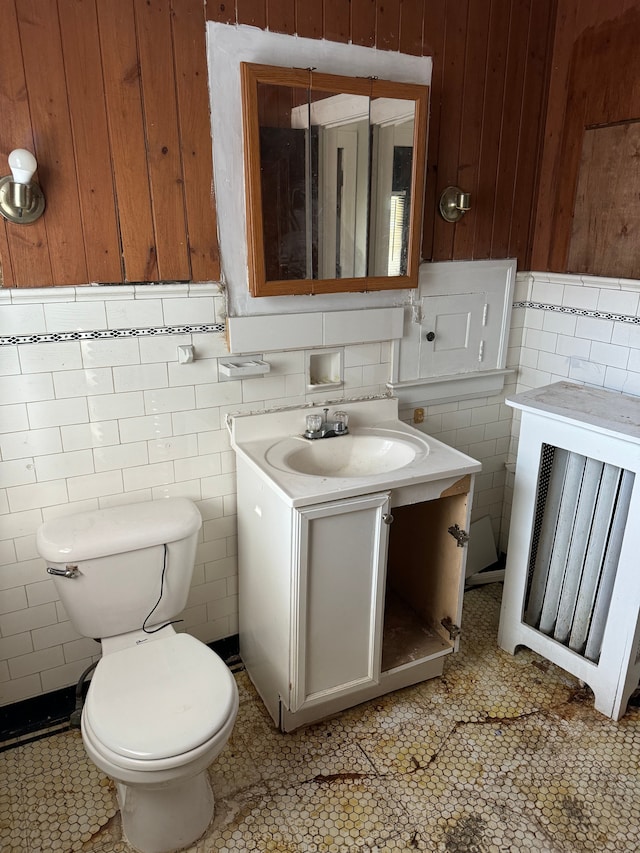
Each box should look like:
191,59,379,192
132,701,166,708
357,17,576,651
307,349,343,391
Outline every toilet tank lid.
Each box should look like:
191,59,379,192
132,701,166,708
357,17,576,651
36,498,202,562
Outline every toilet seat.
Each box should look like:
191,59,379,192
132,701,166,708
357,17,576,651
84,633,236,762
82,699,237,776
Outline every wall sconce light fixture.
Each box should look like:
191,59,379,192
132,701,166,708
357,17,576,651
0,149,45,225
439,186,471,223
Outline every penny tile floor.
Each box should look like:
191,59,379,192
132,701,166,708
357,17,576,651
2,584,640,852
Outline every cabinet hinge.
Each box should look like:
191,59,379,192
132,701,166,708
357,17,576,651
441,617,461,640
448,524,469,547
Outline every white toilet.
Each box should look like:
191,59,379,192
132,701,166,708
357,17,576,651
36,498,239,853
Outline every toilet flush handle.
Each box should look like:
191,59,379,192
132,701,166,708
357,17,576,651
47,565,79,579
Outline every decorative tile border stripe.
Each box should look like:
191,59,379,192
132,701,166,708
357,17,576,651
513,301,640,324
4,302,639,347
0,322,226,347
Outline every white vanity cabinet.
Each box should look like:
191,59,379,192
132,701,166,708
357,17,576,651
236,458,475,731
230,397,480,731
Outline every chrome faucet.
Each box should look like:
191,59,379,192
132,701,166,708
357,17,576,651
303,408,349,440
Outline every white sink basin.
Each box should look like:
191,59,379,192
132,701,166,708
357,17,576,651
265,430,429,478
230,398,481,506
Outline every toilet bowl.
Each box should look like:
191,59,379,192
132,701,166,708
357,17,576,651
82,630,238,853
36,498,239,853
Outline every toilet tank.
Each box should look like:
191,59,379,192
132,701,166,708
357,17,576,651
36,498,202,639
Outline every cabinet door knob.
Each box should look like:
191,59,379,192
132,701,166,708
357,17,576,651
425,331,436,342
382,513,394,525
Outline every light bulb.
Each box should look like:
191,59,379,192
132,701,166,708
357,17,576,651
8,149,37,185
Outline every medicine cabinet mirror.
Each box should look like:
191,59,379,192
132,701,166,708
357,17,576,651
240,63,429,297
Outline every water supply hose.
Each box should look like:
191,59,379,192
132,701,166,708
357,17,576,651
69,660,98,728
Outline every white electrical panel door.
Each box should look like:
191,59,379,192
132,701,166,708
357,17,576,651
419,293,487,376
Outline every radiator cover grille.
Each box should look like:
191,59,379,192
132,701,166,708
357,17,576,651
523,443,634,663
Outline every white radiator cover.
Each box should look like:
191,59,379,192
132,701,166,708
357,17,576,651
498,382,640,721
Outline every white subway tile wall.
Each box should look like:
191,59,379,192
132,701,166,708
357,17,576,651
401,271,640,557
2,272,640,706
399,389,515,552
500,271,640,549
0,284,394,704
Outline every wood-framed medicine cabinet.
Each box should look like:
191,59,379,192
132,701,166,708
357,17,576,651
240,62,429,298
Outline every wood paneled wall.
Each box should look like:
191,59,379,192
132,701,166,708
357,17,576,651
0,0,219,288
208,0,556,269
567,122,640,280
2,0,557,288
531,0,640,276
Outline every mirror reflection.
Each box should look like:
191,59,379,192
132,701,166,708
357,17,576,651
242,64,428,297
309,89,371,281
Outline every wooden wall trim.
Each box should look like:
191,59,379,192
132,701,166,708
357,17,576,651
567,122,640,279
172,0,221,281
531,0,640,273
135,0,191,281
420,0,446,262
2,0,554,287
59,0,123,283
1,0,219,288
207,0,556,271
19,0,88,285
99,0,160,283
0,2,51,287
506,0,556,268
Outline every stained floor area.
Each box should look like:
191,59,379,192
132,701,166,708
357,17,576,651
2,584,640,852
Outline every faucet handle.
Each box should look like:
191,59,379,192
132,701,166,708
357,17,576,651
306,414,322,433
333,411,349,433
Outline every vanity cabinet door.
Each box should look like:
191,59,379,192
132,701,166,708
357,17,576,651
290,492,390,713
